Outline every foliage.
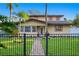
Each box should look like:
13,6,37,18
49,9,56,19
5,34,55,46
0,15,7,22
73,14,79,27
0,43,7,49
5,3,18,17
0,15,19,34
0,22,19,34
14,11,29,20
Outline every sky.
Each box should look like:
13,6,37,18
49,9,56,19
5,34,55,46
0,3,79,20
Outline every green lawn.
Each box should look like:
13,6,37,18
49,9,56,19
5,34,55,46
0,37,34,56
42,37,79,56
1,36,79,56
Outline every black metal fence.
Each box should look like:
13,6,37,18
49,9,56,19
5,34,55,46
0,33,79,56
42,33,79,56
0,34,36,56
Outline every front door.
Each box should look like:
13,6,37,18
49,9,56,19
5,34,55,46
40,28,43,35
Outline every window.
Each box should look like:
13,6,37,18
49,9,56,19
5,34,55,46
25,26,31,32
49,17,52,20
56,17,60,21
20,26,36,32
20,26,24,32
55,26,63,31
32,26,36,32
16,25,18,29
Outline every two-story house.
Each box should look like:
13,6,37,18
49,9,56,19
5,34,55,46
17,15,73,35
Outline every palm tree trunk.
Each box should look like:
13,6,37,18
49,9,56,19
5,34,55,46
10,3,12,18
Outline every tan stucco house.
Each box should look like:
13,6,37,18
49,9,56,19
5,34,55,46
17,15,73,35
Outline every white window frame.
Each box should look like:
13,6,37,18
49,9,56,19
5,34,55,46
25,26,31,32
20,26,37,32
55,25,63,32
32,26,37,32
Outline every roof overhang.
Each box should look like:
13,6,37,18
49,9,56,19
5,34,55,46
16,19,73,25
30,15,64,17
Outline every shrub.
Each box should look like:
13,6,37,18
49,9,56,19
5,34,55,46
0,43,7,49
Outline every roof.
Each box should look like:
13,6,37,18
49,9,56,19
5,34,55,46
17,19,73,25
30,15,64,17
48,21,73,25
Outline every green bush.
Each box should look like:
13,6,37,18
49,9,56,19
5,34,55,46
0,43,7,49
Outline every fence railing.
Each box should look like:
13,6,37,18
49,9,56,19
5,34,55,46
0,33,79,56
43,33,79,56
0,34,36,56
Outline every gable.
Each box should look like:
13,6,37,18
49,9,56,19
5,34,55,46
19,20,45,26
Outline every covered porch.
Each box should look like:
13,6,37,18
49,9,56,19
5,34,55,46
18,19,46,35
18,25,45,35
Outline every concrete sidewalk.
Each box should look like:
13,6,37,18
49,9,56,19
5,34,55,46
31,37,45,56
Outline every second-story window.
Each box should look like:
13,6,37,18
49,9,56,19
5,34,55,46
55,25,63,32
49,17,52,21
56,17,60,21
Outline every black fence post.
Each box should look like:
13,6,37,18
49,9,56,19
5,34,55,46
23,33,26,56
46,33,49,56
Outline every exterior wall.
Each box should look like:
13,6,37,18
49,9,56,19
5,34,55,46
18,20,72,34
30,17,45,21
48,25,72,34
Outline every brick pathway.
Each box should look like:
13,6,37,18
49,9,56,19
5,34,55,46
31,37,45,56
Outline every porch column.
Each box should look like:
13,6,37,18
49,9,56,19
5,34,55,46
23,26,25,32
31,26,32,32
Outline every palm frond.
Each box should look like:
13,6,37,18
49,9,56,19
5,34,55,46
15,11,29,20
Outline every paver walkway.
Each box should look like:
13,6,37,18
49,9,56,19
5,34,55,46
31,37,45,56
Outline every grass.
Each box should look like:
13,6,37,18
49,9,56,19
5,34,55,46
42,37,79,56
1,36,79,56
0,37,34,56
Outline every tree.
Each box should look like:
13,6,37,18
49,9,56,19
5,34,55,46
6,3,18,17
15,11,29,20
73,14,79,27
0,15,18,34
0,15,7,22
13,11,29,34
64,18,67,21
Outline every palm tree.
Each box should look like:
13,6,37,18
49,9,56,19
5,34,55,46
15,11,29,20
13,11,29,35
6,3,18,17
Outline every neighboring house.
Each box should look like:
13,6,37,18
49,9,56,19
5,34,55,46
17,15,73,35
69,26,79,33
